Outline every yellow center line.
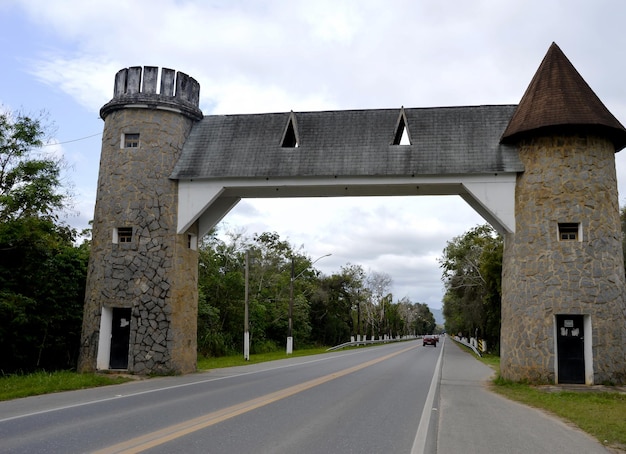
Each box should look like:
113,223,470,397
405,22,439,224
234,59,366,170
93,344,417,453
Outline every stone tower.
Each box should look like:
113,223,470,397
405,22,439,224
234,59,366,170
500,44,626,384
78,67,202,374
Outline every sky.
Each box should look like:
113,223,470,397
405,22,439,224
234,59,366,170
2,0,626,311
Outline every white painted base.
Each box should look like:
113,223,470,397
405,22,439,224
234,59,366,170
96,306,112,370
244,331,250,361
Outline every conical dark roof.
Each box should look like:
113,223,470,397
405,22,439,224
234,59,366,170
501,42,626,151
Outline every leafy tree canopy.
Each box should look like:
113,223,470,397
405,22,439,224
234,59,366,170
0,110,70,222
439,224,502,351
197,229,438,357
0,108,85,374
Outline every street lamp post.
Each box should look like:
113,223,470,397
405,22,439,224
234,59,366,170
287,253,332,354
287,257,295,355
356,290,361,342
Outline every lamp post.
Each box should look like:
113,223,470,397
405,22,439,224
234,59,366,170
287,253,332,354
356,290,361,342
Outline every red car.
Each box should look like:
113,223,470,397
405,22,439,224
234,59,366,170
423,335,437,347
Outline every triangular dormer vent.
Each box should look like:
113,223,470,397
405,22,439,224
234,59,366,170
392,107,411,145
281,111,300,148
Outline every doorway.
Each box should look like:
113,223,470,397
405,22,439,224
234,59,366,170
109,307,131,369
556,314,585,384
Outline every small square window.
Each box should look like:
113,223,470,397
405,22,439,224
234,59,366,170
124,133,140,148
114,227,133,244
558,223,579,241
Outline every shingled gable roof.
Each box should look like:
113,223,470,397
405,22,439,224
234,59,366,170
501,42,626,151
171,105,523,180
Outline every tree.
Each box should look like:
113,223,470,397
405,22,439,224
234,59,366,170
0,209,89,372
0,109,85,374
249,232,309,349
196,230,245,357
340,264,367,338
197,230,318,356
0,110,68,222
364,271,392,337
408,301,436,336
439,224,502,351
309,265,363,346
197,226,444,354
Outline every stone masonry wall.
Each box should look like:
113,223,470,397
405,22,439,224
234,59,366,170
501,134,626,384
79,107,198,374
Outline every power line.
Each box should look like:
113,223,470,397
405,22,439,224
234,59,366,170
43,132,102,146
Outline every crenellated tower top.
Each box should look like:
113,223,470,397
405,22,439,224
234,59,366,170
100,66,203,121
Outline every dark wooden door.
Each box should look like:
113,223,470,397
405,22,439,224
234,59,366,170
109,308,131,369
556,314,585,384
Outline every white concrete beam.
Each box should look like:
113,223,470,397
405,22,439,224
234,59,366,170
177,180,225,233
177,173,518,236
462,175,517,234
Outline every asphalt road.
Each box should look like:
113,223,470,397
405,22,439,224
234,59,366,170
0,339,442,453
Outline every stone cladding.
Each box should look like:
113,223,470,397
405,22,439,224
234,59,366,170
501,134,626,384
78,68,201,374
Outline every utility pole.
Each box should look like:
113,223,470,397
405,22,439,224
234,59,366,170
287,253,332,354
357,290,361,341
244,250,250,361
287,257,294,355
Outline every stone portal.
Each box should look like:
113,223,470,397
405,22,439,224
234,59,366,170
79,45,626,384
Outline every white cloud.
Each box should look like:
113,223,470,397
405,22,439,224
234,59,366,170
28,56,121,113
6,0,626,310
215,195,484,308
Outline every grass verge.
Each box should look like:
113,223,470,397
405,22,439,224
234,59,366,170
0,370,132,401
459,344,626,452
492,378,626,451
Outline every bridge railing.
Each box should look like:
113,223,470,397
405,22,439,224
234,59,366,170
326,334,419,351
452,336,485,357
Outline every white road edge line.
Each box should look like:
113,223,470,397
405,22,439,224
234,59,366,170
411,338,444,454
0,344,407,423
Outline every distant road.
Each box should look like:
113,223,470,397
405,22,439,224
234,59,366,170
0,340,442,453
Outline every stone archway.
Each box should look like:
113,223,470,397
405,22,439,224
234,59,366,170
79,45,626,384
